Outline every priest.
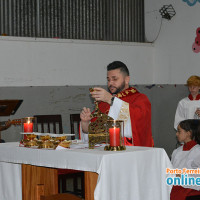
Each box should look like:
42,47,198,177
80,61,154,147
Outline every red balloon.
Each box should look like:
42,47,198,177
195,37,200,46
196,27,200,36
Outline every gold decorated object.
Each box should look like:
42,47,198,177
20,133,70,149
38,139,54,149
89,87,102,119
24,140,38,148
40,134,51,141
88,113,113,149
59,140,71,148
88,87,113,148
88,88,126,151
21,134,37,148
104,145,126,151
51,135,67,142
23,134,36,147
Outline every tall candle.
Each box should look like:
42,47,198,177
24,122,33,133
109,127,120,147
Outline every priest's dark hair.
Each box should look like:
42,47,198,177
107,61,129,76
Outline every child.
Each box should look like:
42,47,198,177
170,119,200,200
174,75,200,130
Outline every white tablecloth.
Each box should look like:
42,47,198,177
0,142,173,200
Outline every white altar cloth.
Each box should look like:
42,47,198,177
0,142,172,200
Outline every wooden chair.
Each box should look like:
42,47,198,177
34,114,63,134
58,114,84,197
36,184,82,200
34,114,84,198
41,194,82,200
70,114,81,140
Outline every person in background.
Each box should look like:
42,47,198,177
170,119,200,200
80,61,153,147
174,75,200,130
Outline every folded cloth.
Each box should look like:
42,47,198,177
56,145,69,150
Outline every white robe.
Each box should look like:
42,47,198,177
174,97,200,130
80,97,132,142
171,144,200,190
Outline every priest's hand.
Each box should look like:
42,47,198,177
90,87,113,104
80,107,91,133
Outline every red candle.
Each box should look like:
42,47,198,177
109,127,120,147
24,122,33,133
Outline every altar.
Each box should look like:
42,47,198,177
0,142,172,200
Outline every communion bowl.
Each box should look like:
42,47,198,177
39,134,50,141
24,139,38,148
41,140,54,149
49,133,67,142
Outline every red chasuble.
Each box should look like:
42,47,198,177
92,87,154,147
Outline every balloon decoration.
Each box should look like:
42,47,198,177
192,27,200,53
183,0,200,6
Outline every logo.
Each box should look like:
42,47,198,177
166,168,200,186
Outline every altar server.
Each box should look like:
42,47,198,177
174,75,200,130
80,61,153,147
171,119,200,200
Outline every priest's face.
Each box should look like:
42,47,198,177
107,69,130,95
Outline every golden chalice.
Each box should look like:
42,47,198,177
24,133,37,147
89,87,104,118
38,134,54,149
40,134,50,141
41,140,54,149
49,134,67,149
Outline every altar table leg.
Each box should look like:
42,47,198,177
22,164,58,200
84,171,98,200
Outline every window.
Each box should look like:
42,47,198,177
0,0,144,42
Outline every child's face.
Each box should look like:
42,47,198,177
176,125,192,144
188,85,200,96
